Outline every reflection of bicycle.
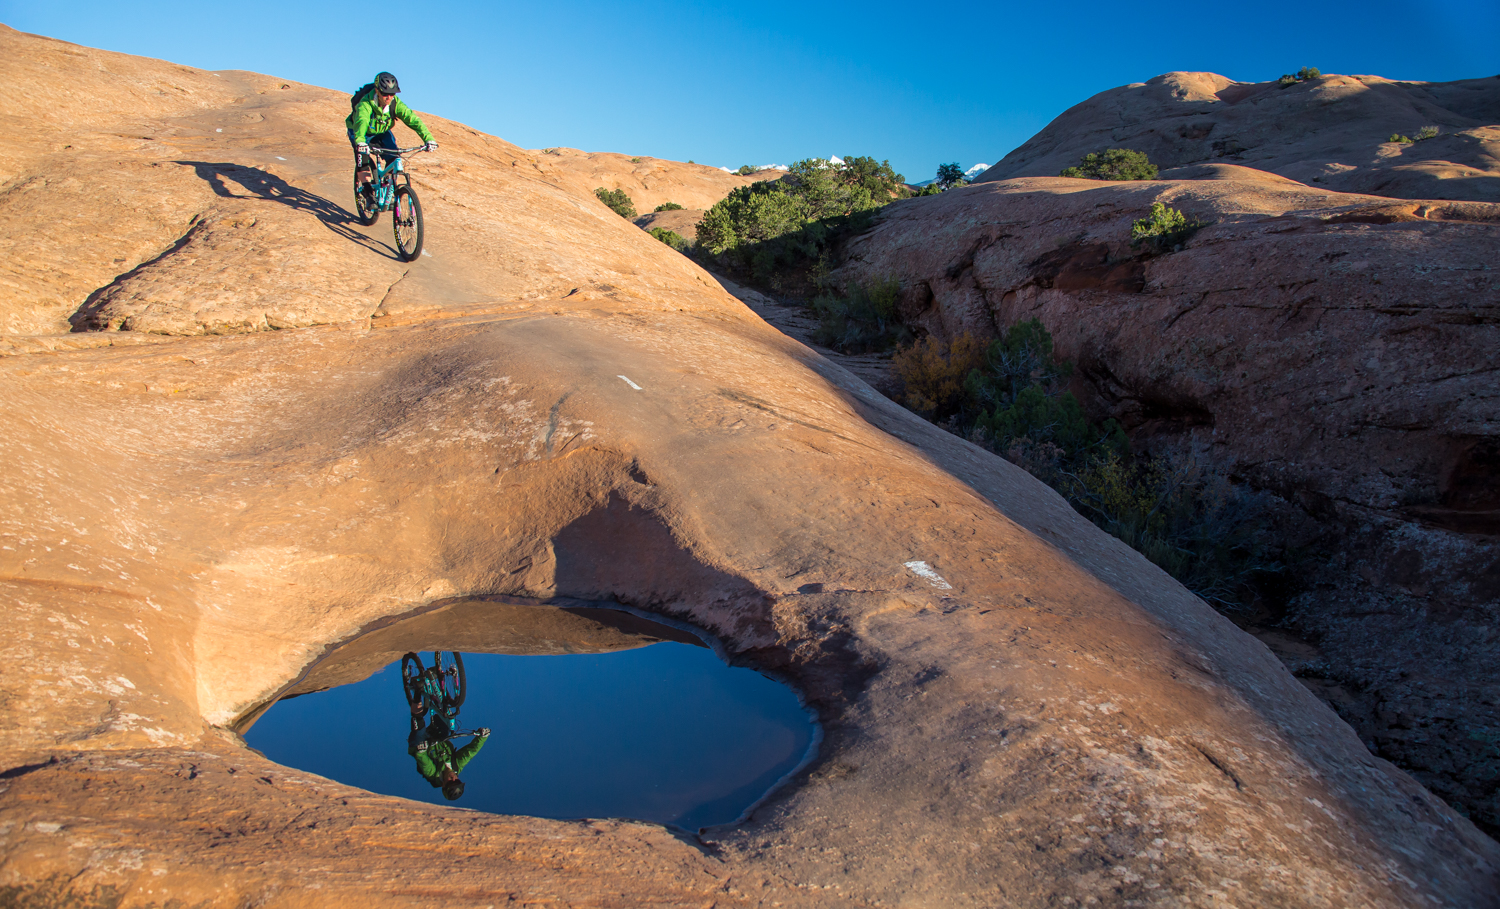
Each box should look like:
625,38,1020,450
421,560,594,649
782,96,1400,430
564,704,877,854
354,146,427,261
401,651,478,739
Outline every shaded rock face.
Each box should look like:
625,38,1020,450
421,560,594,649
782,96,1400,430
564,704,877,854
975,71,1500,203
3,26,1500,907
829,175,1500,833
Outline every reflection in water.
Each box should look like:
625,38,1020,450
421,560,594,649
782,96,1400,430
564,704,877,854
403,651,488,801
247,641,815,831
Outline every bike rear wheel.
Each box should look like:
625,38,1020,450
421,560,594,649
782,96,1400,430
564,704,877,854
394,183,424,261
434,651,465,708
400,652,424,709
354,177,378,226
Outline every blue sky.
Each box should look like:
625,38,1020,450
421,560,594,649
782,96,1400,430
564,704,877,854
5,1,1496,182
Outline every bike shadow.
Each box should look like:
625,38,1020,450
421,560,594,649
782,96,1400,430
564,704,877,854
174,161,404,260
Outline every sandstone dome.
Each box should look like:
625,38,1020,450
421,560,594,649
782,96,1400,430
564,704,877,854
0,26,1496,907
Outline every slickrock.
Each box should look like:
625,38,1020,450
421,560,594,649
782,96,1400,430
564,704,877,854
975,71,1500,203
1,25,1497,908
526,146,780,214
828,173,1500,836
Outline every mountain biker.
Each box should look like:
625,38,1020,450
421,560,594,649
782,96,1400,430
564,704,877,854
346,71,437,203
408,711,489,800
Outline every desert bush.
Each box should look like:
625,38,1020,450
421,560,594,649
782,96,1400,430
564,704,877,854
893,332,987,421
697,155,906,290
648,228,688,252
811,278,909,354
1278,74,1299,87
936,162,967,188
594,187,636,218
1060,149,1158,181
914,183,948,197
891,319,1278,608
737,165,756,175
1389,133,1413,144
654,202,684,212
1415,125,1440,141
631,157,644,164
1297,66,1321,81
1131,201,1206,253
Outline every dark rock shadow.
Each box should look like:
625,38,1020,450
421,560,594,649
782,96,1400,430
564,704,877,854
173,161,400,258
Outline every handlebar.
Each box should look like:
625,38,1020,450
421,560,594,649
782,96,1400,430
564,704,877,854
394,146,433,156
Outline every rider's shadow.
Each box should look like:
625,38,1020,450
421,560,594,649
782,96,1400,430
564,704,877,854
174,161,402,259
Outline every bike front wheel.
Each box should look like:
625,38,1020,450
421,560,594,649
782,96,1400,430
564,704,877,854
434,651,465,708
394,184,424,261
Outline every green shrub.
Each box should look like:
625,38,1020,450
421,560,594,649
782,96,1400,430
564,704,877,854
1131,201,1207,253
630,157,644,164
654,202,684,212
697,155,906,290
1278,74,1299,87
1060,148,1158,181
1297,66,1321,81
1389,133,1413,144
594,187,637,218
936,162,967,188
810,278,909,354
891,318,1278,608
648,228,688,252
1415,125,1440,141
737,165,756,175
914,183,948,197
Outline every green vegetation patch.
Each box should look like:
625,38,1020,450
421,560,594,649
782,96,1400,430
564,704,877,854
810,278,909,354
1060,148,1158,181
648,227,688,252
594,187,637,218
654,202,684,212
892,319,1279,608
1131,201,1208,253
697,155,906,292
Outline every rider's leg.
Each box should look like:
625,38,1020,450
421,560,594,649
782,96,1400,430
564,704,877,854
407,714,426,751
370,130,400,168
347,128,373,188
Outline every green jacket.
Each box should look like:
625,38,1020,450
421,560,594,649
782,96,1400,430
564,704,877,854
411,734,487,786
345,89,434,145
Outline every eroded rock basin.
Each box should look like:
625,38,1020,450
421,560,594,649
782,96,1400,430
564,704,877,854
241,597,817,832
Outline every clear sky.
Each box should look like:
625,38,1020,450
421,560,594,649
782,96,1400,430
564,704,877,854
5,1,1496,183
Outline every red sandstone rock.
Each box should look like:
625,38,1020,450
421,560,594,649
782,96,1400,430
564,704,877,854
0,25,1496,908
976,71,1500,203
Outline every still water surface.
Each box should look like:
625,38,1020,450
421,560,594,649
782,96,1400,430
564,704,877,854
247,642,815,831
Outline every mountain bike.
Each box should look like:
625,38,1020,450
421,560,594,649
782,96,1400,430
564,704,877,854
354,146,427,261
401,651,477,740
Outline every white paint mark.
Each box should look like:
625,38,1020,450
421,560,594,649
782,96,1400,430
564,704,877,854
33,822,62,834
904,560,952,590
617,375,642,390
215,128,222,133
275,156,286,161
422,250,432,257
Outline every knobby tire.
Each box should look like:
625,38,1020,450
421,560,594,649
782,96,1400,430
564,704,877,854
394,184,424,261
435,651,466,709
354,178,378,226
400,652,424,709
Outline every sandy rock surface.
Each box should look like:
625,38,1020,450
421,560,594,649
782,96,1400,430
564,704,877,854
526,146,780,215
829,175,1500,835
976,71,1500,202
634,207,707,243
2,26,1498,908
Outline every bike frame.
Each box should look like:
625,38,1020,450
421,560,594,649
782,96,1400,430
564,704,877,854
362,146,427,211
416,664,476,739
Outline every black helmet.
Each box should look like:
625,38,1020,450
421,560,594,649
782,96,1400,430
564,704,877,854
442,779,465,800
375,72,400,94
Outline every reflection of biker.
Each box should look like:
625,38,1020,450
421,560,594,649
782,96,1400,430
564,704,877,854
346,72,437,204
408,708,489,800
